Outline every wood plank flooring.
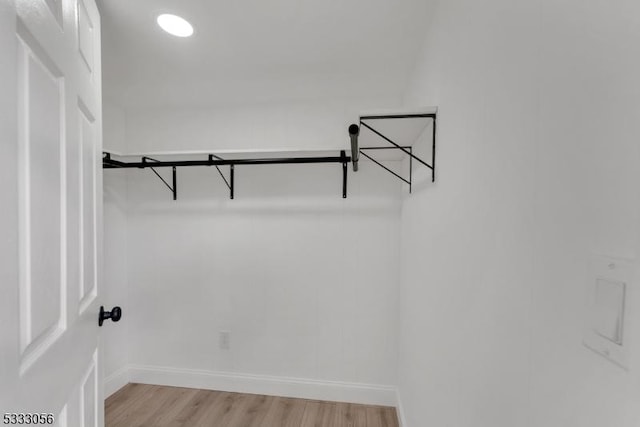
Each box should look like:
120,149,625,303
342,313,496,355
106,384,399,427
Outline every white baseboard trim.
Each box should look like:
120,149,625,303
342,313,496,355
105,366,130,398
395,389,408,427
126,364,397,407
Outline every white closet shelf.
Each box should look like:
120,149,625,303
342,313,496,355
104,108,437,198
103,147,350,159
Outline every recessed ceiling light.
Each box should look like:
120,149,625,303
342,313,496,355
157,14,194,38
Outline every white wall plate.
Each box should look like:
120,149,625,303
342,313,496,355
583,255,635,370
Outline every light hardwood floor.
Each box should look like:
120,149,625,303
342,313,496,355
106,384,400,427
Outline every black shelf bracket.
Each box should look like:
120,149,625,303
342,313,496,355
209,154,234,199
348,113,436,193
341,150,348,199
142,157,177,200
103,151,353,199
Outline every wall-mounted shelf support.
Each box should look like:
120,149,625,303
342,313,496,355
341,150,348,199
103,151,352,199
358,147,411,186
348,113,436,193
209,154,234,199
142,156,177,200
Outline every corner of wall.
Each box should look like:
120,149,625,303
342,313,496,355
395,388,408,427
105,366,130,398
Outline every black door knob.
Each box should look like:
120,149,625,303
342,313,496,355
99,306,122,327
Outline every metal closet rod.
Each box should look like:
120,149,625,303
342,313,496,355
103,153,352,168
103,151,353,199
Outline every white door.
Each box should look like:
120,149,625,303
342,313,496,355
0,0,104,425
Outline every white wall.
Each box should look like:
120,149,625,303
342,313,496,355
530,1,640,424
123,97,399,154
103,102,126,154
398,0,640,426
123,162,402,401
102,2,640,418
102,172,129,393
102,96,406,403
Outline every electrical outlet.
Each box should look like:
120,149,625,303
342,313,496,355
219,331,230,350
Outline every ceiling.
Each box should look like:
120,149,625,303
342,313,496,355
97,0,431,110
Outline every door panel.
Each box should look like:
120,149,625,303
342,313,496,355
77,0,94,74
44,0,64,29
80,352,98,427
1,0,103,425
17,30,66,370
79,105,97,313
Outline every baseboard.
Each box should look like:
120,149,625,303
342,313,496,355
105,366,129,398
126,364,397,407
395,388,408,427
